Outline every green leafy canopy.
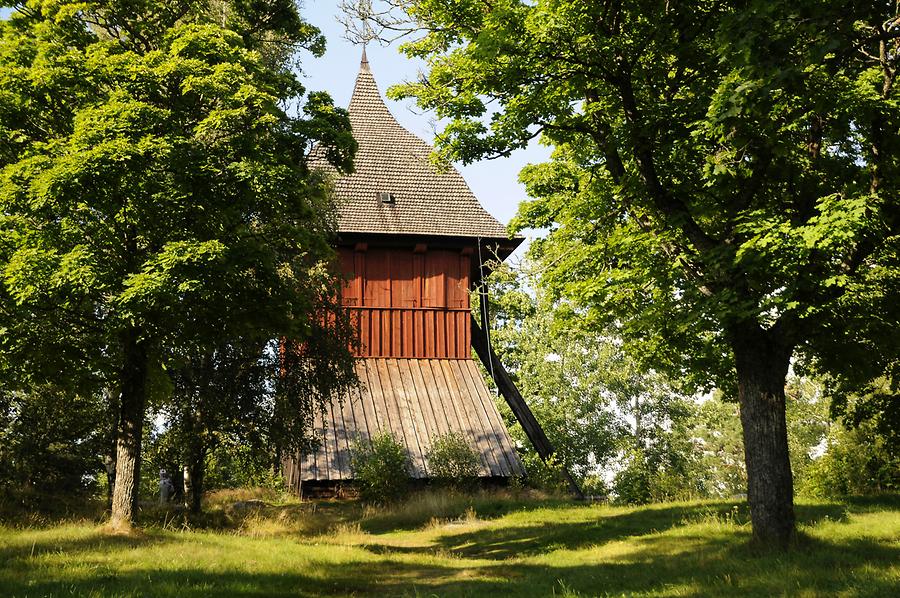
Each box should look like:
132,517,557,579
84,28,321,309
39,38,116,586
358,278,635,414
0,1,357,390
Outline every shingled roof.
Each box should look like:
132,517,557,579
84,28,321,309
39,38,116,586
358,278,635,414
315,50,511,239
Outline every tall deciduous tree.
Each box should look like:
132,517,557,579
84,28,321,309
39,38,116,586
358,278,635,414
344,0,900,546
0,1,356,529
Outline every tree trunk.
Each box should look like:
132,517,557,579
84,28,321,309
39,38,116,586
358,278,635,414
183,436,205,514
731,323,795,548
187,455,204,514
109,329,149,531
182,464,193,508
179,398,206,514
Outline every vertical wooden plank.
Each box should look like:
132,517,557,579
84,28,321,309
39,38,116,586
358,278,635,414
374,358,407,452
446,311,456,359
456,311,465,359
284,455,294,490
448,359,504,476
459,254,471,307
391,251,414,358
302,450,316,482
423,251,447,308
385,358,426,477
344,368,364,454
424,311,435,357
367,310,376,356
464,309,471,359
375,309,383,357
339,248,359,306
324,401,343,480
355,248,366,306
364,249,391,307
390,309,400,356
355,361,378,437
364,360,388,435
463,360,521,475
398,359,434,475
435,311,445,359
337,383,361,479
330,396,349,480
456,359,511,477
389,251,403,357
413,251,425,356
421,310,428,358
405,310,414,357
359,308,370,357
382,308,392,357
409,359,447,437
312,404,328,480
446,252,465,309
427,360,463,442
437,359,491,476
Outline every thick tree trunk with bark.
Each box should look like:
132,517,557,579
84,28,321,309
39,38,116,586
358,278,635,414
109,329,149,531
731,323,795,548
183,431,205,514
187,458,204,514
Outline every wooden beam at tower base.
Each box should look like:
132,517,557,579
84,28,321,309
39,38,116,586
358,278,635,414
470,315,585,499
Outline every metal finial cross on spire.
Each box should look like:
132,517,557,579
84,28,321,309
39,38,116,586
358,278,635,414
360,45,369,72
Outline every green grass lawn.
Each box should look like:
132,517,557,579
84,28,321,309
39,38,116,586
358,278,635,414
0,491,897,597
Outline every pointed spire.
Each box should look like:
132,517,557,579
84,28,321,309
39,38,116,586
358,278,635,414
360,45,369,73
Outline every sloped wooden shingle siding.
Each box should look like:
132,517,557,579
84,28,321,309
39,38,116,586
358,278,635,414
283,358,524,486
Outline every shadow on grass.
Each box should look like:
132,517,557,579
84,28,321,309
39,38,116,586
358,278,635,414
1,496,897,597
357,492,571,534
2,529,896,598
429,502,739,560
401,499,865,561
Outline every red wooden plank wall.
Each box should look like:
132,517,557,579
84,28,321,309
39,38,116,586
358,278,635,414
339,246,472,359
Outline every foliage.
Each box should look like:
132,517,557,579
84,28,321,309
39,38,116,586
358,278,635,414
691,377,833,499
426,432,480,490
482,262,664,485
691,396,748,498
142,418,285,501
0,0,355,387
517,453,572,495
0,385,111,498
154,340,275,510
828,376,900,460
612,402,710,505
801,421,900,498
349,431,410,504
481,263,712,502
784,377,833,489
204,440,284,493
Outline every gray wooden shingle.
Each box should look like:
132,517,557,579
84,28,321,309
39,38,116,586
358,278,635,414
290,358,524,481
311,53,511,239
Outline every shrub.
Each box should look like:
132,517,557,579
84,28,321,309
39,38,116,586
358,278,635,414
613,446,707,505
520,452,571,494
799,423,899,497
349,432,410,504
426,432,480,490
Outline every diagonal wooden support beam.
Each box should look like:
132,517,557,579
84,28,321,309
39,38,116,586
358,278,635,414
471,314,585,499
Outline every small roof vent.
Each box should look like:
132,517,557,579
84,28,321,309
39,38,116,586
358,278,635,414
378,191,395,204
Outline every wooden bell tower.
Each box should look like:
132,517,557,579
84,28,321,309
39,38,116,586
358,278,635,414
283,51,564,490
